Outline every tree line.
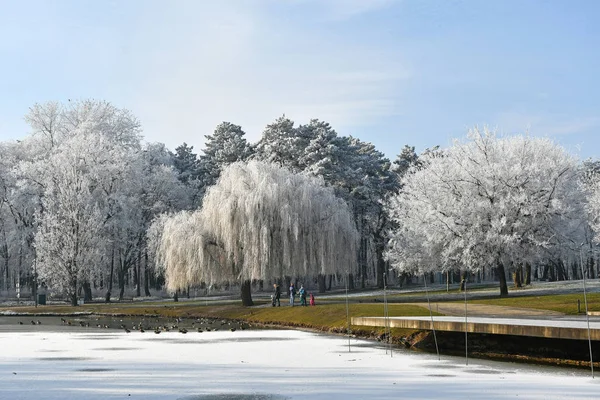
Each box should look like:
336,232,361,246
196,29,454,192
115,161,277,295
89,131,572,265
1,100,599,305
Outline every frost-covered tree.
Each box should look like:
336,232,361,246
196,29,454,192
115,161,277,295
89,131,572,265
338,137,398,288
583,161,600,277
199,122,254,188
0,143,27,293
155,161,359,305
20,100,142,304
255,117,397,289
171,142,204,209
0,137,57,296
392,145,419,177
172,143,200,184
26,99,140,151
34,133,114,305
253,116,307,172
99,142,191,301
386,129,584,296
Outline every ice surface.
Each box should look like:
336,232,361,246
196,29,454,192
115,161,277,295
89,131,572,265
0,329,597,399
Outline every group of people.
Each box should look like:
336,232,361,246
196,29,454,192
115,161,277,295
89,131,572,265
272,283,315,307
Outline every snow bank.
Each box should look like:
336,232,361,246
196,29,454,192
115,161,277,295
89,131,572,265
0,329,597,399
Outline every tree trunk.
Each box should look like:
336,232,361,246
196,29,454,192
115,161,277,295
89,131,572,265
348,273,355,290
360,269,366,289
240,279,253,306
327,274,332,291
556,260,566,281
459,270,467,291
524,263,531,285
399,272,407,288
71,292,78,306
174,290,179,302
4,253,8,292
2,234,9,292
512,269,522,288
144,249,151,296
453,270,461,284
541,264,550,281
376,243,385,289
119,283,125,300
359,236,367,289
496,258,508,296
135,249,141,297
285,277,291,294
106,243,114,302
70,275,78,306
32,261,37,307
83,281,92,302
317,274,326,293
118,257,125,301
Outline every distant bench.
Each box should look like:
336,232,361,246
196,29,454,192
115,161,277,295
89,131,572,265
119,297,134,302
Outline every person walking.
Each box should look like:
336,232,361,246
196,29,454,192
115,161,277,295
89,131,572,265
309,293,315,306
289,283,296,306
299,284,307,306
272,283,281,307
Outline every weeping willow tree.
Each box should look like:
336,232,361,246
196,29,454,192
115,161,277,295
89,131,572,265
155,161,359,305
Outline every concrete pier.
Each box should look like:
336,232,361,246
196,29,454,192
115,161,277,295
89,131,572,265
351,316,600,340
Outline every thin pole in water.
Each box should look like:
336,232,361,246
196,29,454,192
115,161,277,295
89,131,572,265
464,276,468,366
424,272,440,360
346,273,351,353
34,259,38,308
580,246,594,379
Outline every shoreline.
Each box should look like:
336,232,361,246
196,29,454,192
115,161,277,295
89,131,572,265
2,311,597,370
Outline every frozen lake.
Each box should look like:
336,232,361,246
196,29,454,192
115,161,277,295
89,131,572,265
0,329,598,399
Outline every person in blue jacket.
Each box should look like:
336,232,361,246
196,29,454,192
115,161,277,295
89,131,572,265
299,284,307,306
289,283,296,306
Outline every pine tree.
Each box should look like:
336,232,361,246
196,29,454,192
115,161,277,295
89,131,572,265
199,122,253,187
172,143,200,184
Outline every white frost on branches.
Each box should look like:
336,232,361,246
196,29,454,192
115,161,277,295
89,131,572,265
385,128,585,277
155,161,359,291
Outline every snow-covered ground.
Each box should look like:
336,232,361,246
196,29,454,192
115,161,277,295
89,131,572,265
0,329,598,400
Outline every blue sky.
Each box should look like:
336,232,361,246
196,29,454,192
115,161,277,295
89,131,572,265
0,0,598,160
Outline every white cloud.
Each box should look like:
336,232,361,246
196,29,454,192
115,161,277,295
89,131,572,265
494,111,599,137
287,0,399,20
543,117,600,136
118,2,410,151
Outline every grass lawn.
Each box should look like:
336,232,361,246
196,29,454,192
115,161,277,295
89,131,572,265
0,301,437,338
467,292,600,315
324,283,499,302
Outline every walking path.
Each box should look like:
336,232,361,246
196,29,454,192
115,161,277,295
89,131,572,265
412,302,565,318
352,315,600,340
355,301,600,341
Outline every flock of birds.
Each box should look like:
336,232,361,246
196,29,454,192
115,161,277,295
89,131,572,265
18,316,249,335
18,320,42,325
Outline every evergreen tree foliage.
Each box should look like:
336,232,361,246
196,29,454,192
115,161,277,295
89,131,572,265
172,143,200,184
199,122,253,188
